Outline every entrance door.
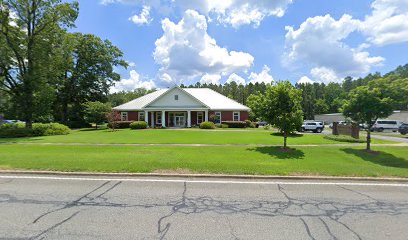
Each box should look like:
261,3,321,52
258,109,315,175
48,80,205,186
174,115,185,127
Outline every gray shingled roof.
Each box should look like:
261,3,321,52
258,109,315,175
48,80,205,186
113,87,250,111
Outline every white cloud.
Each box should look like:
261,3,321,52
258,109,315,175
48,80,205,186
285,14,384,82
226,73,246,85
102,0,293,28
200,73,221,85
310,67,340,84
248,65,274,84
297,76,314,85
361,0,408,46
111,70,156,93
154,10,254,85
129,5,152,25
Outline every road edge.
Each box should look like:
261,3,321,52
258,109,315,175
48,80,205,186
0,170,407,182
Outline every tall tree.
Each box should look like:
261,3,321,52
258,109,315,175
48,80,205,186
0,0,78,127
248,81,303,148
55,33,127,125
343,86,393,151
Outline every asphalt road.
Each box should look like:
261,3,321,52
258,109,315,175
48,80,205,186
0,175,407,240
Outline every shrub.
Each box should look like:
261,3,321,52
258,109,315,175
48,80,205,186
221,121,247,128
263,125,271,130
323,135,365,143
32,123,70,136
130,121,148,129
0,122,70,138
66,121,92,129
108,121,134,129
200,121,215,129
215,123,229,128
244,120,252,127
249,122,257,128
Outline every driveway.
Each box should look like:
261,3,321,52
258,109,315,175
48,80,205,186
0,175,407,239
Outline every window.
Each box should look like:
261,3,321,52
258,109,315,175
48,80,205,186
156,112,162,124
233,112,240,121
215,112,221,124
197,112,203,124
138,112,145,121
174,95,179,100
121,112,128,121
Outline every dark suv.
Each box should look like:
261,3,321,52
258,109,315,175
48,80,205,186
398,123,408,135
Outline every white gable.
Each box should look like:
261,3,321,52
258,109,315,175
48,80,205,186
146,88,206,108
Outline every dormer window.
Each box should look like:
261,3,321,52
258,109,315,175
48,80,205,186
175,95,179,100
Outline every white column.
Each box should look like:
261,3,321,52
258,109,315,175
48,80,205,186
187,110,191,128
161,110,166,127
144,110,148,125
205,110,209,122
150,112,154,128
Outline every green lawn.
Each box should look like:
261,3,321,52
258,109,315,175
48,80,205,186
0,128,393,145
0,145,406,177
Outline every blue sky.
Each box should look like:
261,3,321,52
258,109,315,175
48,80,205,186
68,0,408,91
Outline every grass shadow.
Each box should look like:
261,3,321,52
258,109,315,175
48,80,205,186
249,146,305,159
341,148,408,169
270,132,304,138
78,127,109,132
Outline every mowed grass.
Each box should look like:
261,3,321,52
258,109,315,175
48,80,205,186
0,128,393,145
0,145,406,177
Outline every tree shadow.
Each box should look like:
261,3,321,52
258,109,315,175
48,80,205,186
78,128,108,132
270,132,304,138
249,146,305,159
341,148,408,169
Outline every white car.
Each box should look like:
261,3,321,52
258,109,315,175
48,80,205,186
301,121,324,133
372,120,402,132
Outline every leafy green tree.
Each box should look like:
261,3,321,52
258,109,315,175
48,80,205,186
108,88,154,107
55,33,127,125
314,99,329,114
0,0,78,128
296,83,316,120
343,86,394,151
248,81,303,148
83,101,111,129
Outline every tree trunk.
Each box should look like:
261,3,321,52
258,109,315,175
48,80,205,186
283,131,287,149
366,128,371,151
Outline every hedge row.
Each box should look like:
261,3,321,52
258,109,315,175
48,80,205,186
0,123,70,138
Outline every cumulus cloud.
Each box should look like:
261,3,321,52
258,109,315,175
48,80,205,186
226,73,246,85
285,14,384,82
102,0,293,28
361,0,408,46
129,5,152,25
297,76,314,85
154,10,254,85
200,73,221,85
248,65,274,84
183,0,294,28
111,70,156,93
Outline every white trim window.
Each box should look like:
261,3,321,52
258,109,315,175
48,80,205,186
233,112,240,121
156,112,162,124
121,112,128,121
138,112,145,121
215,112,221,124
197,112,203,124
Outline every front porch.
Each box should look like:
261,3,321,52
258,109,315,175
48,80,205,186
143,110,209,128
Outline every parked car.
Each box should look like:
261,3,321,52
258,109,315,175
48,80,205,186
371,120,402,132
329,121,346,129
256,121,268,127
301,121,324,133
0,120,25,125
398,123,408,135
